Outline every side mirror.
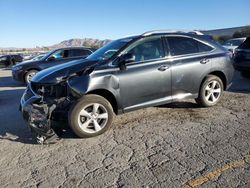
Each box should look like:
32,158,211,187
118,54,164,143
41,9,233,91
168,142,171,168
47,56,55,61
122,53,135,63
119,53,135,70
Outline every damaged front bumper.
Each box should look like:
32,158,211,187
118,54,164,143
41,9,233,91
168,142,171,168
20,84,65,144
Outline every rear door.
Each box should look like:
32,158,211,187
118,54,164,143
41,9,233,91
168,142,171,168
165,36,215,98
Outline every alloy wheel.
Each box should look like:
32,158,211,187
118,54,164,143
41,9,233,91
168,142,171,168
26,72,37,83
204,80,222,103
77,103,109,133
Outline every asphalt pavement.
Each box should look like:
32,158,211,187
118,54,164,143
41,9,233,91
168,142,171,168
0,69,249,188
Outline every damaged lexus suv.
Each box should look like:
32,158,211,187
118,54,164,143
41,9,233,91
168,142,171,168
20,31,234,144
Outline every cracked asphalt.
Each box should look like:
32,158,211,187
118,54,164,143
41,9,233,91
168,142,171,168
0,69,249,188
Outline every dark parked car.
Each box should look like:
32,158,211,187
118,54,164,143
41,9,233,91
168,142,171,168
0,54,23,68
20,31,234,144
12,47,94,83
222,38,246,54
234,37,250,78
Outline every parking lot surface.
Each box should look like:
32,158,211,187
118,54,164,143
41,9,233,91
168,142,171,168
0,69,249,188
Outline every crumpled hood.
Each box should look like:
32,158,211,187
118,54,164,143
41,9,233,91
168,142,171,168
32,59,98,84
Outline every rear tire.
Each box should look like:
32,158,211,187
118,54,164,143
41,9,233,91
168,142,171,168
24,70,38,83
69,94,114,138
196,75,223,107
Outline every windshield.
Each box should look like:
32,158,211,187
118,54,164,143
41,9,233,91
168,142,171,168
87,37,136,61
32,54,45,61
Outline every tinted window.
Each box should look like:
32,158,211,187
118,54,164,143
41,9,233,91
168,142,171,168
167,37,213,56
167,37,198,56
198,41,214,52
49,50,69,60
70,49,92,57
127,37,164,62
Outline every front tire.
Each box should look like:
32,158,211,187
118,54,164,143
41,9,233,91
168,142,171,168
69,94,114,138
25,70,38,83
196,75,223,107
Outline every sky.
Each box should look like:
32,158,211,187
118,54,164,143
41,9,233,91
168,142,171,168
0,0,249,48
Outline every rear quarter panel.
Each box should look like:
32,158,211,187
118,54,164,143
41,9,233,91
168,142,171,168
211,52,234,88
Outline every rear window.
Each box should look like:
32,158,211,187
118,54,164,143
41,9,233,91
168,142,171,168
167,37,213,56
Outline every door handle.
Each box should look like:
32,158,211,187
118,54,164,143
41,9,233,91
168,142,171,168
200,58,210,64
158,65,169,71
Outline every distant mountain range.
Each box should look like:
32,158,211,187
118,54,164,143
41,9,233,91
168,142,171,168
49,38,111,49
0,26,249,52
0,38,112,52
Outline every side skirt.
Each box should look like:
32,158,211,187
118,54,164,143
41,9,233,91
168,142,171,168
122,93,198,114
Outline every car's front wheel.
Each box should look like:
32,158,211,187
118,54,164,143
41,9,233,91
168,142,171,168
25,70,38,83
69,94,114,138
196,75,223,107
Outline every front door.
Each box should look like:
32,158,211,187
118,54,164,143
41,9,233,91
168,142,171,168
116,36,172,111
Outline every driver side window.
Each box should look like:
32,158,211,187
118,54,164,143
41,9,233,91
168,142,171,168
49,50,69,60
126,37,164,62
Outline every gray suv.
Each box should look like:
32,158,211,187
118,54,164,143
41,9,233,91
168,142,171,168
20,31,234,144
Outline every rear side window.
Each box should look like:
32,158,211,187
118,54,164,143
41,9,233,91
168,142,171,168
167,37,213,56
70,49,92,57
198,42,214,52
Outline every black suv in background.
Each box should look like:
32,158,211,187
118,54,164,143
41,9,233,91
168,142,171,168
12,47,94,83
234,37,250,78
20,31,234,144
0,54,23,68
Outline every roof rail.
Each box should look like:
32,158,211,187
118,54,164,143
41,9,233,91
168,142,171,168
142,30,204,36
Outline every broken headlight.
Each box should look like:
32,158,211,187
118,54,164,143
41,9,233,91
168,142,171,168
31,82,68,99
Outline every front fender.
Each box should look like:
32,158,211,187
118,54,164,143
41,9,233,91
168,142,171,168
67,74,90,98
67,73,120,97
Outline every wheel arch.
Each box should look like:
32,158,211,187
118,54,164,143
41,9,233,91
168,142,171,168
23,68,40,82
201,71,227,91
87,89,119,115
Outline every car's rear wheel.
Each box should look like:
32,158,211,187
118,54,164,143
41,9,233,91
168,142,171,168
25,70,38,83
196,75,223,107
69,94,114,138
